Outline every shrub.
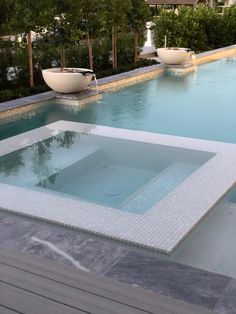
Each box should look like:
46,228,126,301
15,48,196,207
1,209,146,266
153,5,236,52
223,5,236,46
0,89,14,102
95,59,158,79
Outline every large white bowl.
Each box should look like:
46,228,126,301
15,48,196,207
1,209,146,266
42,68,94,93
157,48,190,65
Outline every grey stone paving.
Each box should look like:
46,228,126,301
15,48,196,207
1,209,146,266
0,212,128,275
0,211,235,314
106,251,232,310
0,91,54,112
214,280,236,314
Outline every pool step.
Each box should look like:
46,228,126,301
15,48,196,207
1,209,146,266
120,162,198,214
37,148,106,190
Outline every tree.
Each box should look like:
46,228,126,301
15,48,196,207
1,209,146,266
193,5,226,50
223,5,236,46
13,0,55,87
153,5,235,52
48,0,83,70
0,0,15,36
103,0,132,69
153,9,180,48
128,0,151,62
79,0,105,70
0,0,16,87
175,6,206,51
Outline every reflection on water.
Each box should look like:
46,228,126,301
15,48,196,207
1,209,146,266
0,131,80,185
0,151,24,176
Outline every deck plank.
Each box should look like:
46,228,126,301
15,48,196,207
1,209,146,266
0,305,20,314
0,263,145,314
0,251,166,314
0,249,213,314
0,281,86,314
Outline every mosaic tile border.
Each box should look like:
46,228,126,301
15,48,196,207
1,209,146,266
1,121,236,254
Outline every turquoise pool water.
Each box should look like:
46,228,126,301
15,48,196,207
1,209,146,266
0,56,236,142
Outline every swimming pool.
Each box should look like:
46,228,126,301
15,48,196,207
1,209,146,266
1,56,236,143
1,53,236,278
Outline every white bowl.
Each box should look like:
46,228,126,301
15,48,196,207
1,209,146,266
42,68,94,93
157,48,190,65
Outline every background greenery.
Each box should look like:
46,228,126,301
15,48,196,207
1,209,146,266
153,5,236,52
0,1,236,102
0,0,153,102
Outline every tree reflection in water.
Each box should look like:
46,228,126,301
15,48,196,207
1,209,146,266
0,131,80,186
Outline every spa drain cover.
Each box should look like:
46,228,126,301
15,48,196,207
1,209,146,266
104,186,123,196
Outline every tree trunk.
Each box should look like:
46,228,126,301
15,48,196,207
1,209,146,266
134,31,139,63
114,30,117,68
112,25,118,69
27,31,34,87
112,25,115,68
61,46,66,70
88,35,93,70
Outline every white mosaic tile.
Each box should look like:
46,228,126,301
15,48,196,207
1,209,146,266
1,121,236,253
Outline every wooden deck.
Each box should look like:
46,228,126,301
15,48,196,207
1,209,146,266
0,249,213,314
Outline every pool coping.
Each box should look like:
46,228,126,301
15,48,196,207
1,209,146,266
0,44,235,116
1,121,236,254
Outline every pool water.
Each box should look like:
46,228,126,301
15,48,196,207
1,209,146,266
156,189,236,279
0,131,211,214
0,56,236,143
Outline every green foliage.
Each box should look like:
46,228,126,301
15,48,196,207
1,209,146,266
223,5,236,45
103,0,132,68
128,0,151,62
193,5,226,49
1,0,151,88
0,0,16,35
92,58,158,79
128,0,151,32
153,5,236,52
91,38,111,71
12,0,53,34
79,0,105,37
0,85,49,102
117,32,146,64
103,0,132,31
1,0,235,102
0,89,13,101
0,40,13,87
154,9,180,48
